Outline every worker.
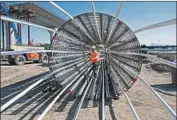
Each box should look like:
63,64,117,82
88,45,100,77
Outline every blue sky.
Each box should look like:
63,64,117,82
12,2,176,45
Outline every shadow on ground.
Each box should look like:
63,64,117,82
151,83,176,96
0,71,116,120
1,70,117,120
0,60,40,66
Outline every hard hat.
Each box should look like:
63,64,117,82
91,45,96,49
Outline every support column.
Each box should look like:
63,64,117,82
28,17,30,46
19,22,22,44
17,15,22,45
48,28,57,44
10,26,15,47
17,16,20,38
0,20,2,51
48,30,54,42
6,22,11,50
2,20,5,51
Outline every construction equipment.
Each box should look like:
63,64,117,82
1,2,65,65
7,45,48,65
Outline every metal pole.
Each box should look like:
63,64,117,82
1,15,56,33
8,22,11,50
37,66,90,120
72,72,93,120
49,2,74,20
0,58,83,112
101,61,105,120
17,17,20,43
19,17,22,45
48,1,74,46
72,65,100,120
77,70,93,97
52,53,84,59
48,1,74,45
134,18,176,33
67,75,85,94
60,62,90,86
115,59,176,119
49,2,96,44
28,17,30,46
2,20,5,51
123,92,141,120
90,1,102,43
50,57,84,69
1,49,89,56
138,76,176,119
109,51,176,68
106,2,124,43
110,65,140,120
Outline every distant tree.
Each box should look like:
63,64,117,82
141,44,147,48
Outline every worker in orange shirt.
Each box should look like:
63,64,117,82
88,45,100,77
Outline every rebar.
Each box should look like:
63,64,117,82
37,64,90,120
72,63,100,120
134,18,176,33
101,60,105,120
0,15,56,32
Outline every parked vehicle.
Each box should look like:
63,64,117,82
7,44,50,65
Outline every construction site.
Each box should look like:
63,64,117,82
0,1,176,120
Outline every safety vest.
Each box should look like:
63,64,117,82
89,51,100,63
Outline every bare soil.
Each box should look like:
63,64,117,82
1,61,176,120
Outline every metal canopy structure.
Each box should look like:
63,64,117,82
8,2,66,28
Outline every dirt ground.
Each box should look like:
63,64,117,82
1,61,176,120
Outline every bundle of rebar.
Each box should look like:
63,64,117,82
48,12,142,98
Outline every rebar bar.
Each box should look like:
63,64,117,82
0,15,56,32
37,64,90,120
134,18,176,33
90,2,102,43
101,60,105,120
72,63,100,120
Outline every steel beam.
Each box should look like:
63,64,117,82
2,20,5,51
106,2,124,43
49,1,74,20
90,2,102,43
101,60,105,120
28,17,31,46
123,92,141,120
134,18,176,33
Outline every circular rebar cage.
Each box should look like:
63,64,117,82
49,12,143,96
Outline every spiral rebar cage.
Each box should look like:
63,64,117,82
48,12,143,97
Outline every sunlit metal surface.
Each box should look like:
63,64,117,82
49,12,142,94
